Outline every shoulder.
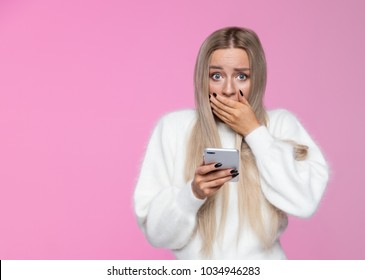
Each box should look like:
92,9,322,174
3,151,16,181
266,109,304,138
152,109,197,139
159,109,196,124
156,109,196,130
267,109,298,123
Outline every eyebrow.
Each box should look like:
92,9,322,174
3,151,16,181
209,65,250,71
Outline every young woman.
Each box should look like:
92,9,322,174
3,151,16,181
134,27,329,259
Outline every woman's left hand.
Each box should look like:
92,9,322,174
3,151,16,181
210,92,260,137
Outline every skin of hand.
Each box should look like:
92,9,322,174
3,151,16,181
209,92,260,137
191,161,238,199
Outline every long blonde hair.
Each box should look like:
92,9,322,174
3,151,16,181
184,27,307,257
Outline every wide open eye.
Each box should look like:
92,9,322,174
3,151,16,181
210,73,222,81
237,73,248,81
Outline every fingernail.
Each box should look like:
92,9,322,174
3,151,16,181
232,173,239,178
214,163,222,168
239,89,244,97
230,169,238,174
213,93,217,97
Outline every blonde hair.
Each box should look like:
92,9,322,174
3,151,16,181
184,27,308,257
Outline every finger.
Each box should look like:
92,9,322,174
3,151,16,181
203,186,222,197
212,109,231,124
200,174,235,189
238,89,250,106
210,102,232,122
210,94,232,113
196,162,223,175
204,168,237,183
212,93,239,109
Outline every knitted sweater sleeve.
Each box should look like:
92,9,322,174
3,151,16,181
134,113,205,249
245,110,329,218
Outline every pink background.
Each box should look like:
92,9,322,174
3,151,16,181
0,0,364,259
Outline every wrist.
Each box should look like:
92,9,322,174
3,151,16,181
191,183,206,200
241,122,260,137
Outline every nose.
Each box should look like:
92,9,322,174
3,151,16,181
222,78,236,98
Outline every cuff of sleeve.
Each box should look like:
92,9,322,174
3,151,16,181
176,180,206,214
245,126,275,158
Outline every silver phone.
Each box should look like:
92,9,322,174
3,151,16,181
203,148,239,182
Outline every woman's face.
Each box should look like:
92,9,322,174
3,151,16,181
208,48,251,101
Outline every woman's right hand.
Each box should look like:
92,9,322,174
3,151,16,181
191,162,239,199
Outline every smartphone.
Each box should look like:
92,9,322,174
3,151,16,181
203,148,239,182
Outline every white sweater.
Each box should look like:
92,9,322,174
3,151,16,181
134,109,329,259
